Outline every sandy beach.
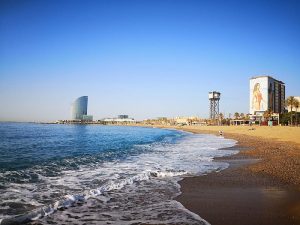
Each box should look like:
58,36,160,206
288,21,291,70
173,125,300,225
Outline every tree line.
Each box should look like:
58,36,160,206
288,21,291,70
283,96,299,126
217,96,299,126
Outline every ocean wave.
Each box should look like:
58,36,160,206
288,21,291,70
0,126,237,225
0,168,190,224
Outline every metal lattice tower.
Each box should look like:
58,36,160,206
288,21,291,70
208,91,221,120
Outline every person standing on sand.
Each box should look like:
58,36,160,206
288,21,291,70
252,83,266,111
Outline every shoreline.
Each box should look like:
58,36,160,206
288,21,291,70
1,124,299,224
173,126,300,225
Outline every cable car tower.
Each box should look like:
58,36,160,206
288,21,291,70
209,91,221,120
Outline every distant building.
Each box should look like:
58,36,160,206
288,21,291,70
174,117,192,125
250,76,285,115
174,116,206,125
82,115,93,121
118,115,129,119
287,96,300,112
142,116,206,126
102,115,135,123
71,96,93,120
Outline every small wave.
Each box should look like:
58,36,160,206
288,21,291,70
0,169,187,224
150,170,188,178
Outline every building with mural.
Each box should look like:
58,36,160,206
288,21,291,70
249,76,285,115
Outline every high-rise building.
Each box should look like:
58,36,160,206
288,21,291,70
249,76,285,115
71,96,88,120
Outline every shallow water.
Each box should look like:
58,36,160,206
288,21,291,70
0,123,237,224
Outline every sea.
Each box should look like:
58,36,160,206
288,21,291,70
0,123,237,225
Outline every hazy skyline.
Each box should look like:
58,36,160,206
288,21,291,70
1,0,300,122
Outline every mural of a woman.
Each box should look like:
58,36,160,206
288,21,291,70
252,83,265,111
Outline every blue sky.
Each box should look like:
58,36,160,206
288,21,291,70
1,0,299,121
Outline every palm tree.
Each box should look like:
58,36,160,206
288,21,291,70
234,112,239,119
245,114,250,120
263,109,273,121
285,96,296,125
240,113,245,119
219,113,224,120
219,113,224,125
294,100,300,125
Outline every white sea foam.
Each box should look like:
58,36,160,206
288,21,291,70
0,132,237,225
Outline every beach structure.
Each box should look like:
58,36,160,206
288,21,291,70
209,91,221,120
230,119,251,126
250,76,285,115
71,96,93,121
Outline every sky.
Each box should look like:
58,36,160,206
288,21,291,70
0,0,300,122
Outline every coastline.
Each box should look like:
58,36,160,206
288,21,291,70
2,123,299,224
173,126,300,225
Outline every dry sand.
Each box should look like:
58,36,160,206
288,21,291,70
179,125,300,187
173,125,300,225
180,125,300,144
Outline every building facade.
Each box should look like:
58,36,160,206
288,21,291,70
249,76,285,115
71,96,88,120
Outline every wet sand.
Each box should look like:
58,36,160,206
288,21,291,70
174,127,300,225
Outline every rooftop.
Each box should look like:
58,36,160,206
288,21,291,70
250,75,284,84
